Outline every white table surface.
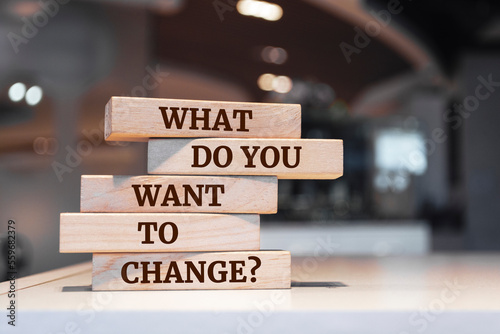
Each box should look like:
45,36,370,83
1,254,499,333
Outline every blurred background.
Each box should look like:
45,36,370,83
1,0,500,279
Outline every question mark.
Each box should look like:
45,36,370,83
248,256,261,282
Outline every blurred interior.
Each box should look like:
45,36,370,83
1,0,500,279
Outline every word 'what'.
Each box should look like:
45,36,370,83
160,107,252,132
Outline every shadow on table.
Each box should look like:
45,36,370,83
62,285,92,292
61,282,348,291
291,281,347,288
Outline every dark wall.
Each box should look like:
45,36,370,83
462,54,500,250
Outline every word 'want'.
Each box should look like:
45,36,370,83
121,257,262,284
132,184,224,207
159,107,252,132
192,145,302,168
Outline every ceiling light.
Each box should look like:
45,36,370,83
25,86,43,106
272,75,292,93
261,46,288,64
8,82,26,102
237,0,283,21
257,73,275,91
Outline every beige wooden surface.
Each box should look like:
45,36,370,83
148,138,343,179
1,255,499,333
105,96,301,141
2,254,499,309
92,250,291,290
80,175,277,213
60,213,260,253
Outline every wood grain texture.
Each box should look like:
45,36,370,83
92,251,291,290
105,96,301,141
148,138,343,179
80,175,277,213
60,213,259,253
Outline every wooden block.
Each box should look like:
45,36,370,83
105,96,301,141
148,138,343,179
80,175,277,213
92,250,291,290
60,213,259,253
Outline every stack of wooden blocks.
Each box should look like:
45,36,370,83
60,97,343,290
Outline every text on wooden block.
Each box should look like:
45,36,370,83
60,213,259,253
148,138,343,179
80,175,277,213
92,251,290,290
105,97,301,141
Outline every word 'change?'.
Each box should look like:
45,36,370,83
121,256,262,284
